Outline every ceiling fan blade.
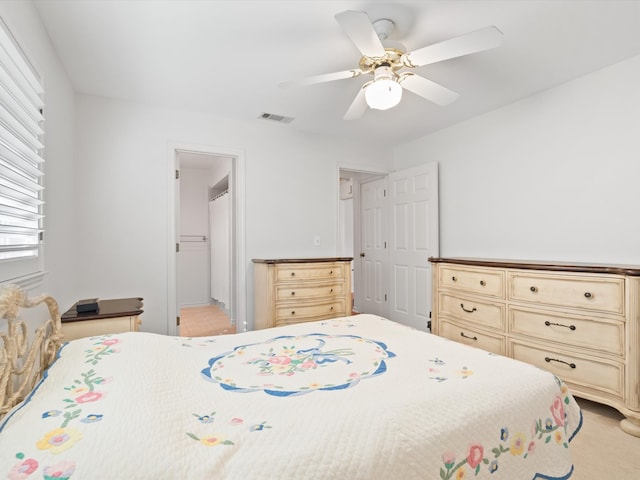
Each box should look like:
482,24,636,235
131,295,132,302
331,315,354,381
399,73,460,106
403,26,503,67
279,69,364,89
335,10,386,58
343,84,369,120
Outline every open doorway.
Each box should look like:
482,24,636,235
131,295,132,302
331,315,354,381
338,167,388,317
167,143,247,337
178,152,235,337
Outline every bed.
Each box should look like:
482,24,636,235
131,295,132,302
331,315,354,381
0,285,582,479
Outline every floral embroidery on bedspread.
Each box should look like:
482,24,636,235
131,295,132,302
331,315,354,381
186,411,273,448
5,336,122,480
8,453,76,480
201,333,395,396
438,380,575,479
428,356,475,382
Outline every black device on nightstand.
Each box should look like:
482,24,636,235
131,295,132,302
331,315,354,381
76,298,99,313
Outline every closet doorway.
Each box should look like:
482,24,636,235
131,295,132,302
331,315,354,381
338,167,388,317
167,144,247,337
179,152,231,336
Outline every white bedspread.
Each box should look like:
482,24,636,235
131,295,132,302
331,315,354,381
0,315,582,479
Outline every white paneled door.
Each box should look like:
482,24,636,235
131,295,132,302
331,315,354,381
388,163,439,330
359,177,389,317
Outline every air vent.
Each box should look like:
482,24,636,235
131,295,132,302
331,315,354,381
259,112,294,124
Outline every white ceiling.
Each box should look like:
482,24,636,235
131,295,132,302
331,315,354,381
33,0,640,147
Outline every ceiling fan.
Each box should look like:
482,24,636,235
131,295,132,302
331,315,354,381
280,10,503,120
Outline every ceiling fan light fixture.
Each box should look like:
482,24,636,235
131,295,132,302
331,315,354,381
365,65,402,110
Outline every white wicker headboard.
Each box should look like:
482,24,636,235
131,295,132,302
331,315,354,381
0,284,63,419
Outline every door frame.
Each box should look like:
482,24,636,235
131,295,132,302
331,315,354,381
167,142,246,336
337,164,389,314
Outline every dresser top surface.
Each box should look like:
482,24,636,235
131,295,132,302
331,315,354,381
253,257,353,264
429,257,640,276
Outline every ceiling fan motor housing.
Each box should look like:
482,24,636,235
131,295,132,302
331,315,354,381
372,18,394,41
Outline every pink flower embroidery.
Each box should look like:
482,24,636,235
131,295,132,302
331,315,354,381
75,391,103,404
466,444,484,468
43,460,76,480
269,356,291,365
550,395,565,426
102,339,119,346
442,451,456,468
8,458,38,480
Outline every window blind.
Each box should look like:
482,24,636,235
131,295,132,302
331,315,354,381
0,17,45,281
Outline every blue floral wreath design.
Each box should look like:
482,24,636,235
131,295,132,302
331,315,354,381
201,333,395,397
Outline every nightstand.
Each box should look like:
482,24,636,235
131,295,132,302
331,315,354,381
61,297,144,341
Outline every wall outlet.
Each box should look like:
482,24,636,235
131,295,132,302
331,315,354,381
313,235,320,246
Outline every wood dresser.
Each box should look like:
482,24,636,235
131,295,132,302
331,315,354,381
429,257,640,437
253,257,352,330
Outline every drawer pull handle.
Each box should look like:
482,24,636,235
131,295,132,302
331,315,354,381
460,303,477,313
584,292,592,299
330,306,334,310
544,320,576,331
329,288,333,293
530,286,538,293
480,280,486,286
544,357,576,369
291,291,295,296
329,270,333,275
452,276,457,282
290,272,295,276
291,311,296,315
460,332,478,341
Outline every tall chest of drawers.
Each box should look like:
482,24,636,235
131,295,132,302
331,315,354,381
430,257,640,437
253,258,352,330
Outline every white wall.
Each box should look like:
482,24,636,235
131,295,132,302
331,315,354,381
74,94,393,333
209,156,231,189
0,2,76,309
394,54,640,265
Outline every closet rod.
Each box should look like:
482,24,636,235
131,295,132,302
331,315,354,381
180,234,207,242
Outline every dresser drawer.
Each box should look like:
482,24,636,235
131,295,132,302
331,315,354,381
439,319,506,355
439,266,504,298
511,340,624,398
509,272,624,314
276,282,345,302
509,306,624,356
275,301,345,323
438,293,505,330
62,315,141,341
276,263,344,282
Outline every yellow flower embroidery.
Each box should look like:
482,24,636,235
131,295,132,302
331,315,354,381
36,427,83,454
509,432,527,456
194,433,233,447
200,436,222,447
554,430,563,444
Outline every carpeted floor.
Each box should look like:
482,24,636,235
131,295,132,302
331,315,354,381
179,304,236,337
571,397,640,479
